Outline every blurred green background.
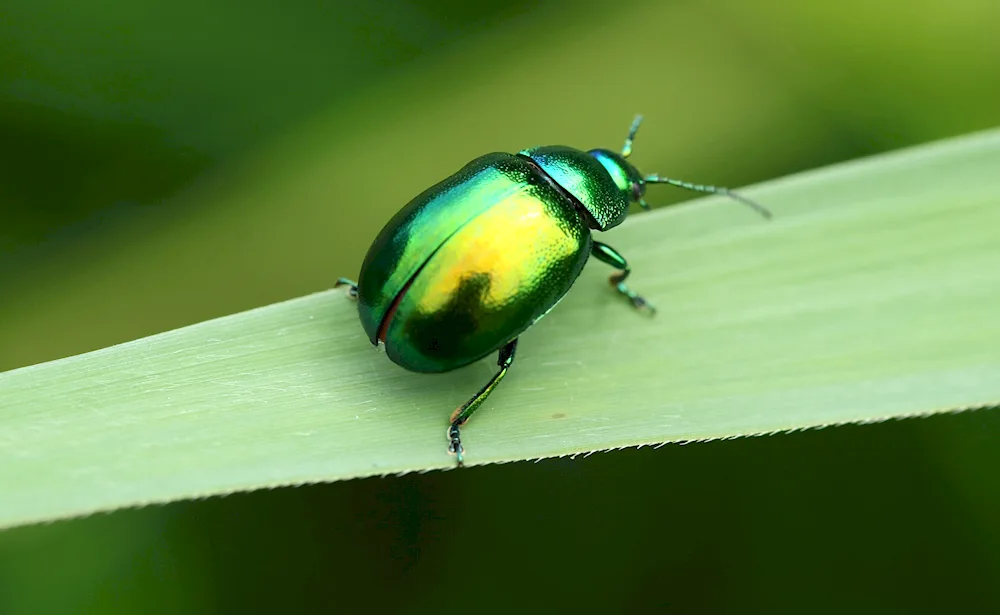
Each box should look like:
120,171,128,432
2,0,999,612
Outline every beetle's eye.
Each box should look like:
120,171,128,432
631,182,644,201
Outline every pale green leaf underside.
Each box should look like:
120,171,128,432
3,130,1000,529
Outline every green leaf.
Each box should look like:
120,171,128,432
3,129,1000,530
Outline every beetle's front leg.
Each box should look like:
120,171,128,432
591,241,655,314
334,277,359,300
447,338,518,467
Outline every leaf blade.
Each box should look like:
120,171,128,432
2,129,1000,529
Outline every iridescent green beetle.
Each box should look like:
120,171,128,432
337,116,770,466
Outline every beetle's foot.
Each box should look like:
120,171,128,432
612,280,656,316
628,294,656,315
334,277,359,300
447,425,465,467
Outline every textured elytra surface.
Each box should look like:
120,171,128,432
386,185,590,373
355,152,523,344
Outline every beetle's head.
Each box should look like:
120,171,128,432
587,147,647,210
586,114,652,218
587,115,772,227
522,116,770,232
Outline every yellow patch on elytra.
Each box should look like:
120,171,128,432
415,191,577,314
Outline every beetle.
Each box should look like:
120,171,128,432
336,115,770,466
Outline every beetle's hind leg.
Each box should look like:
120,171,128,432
591,241,655,314
447,338,519,467
334,277,359,300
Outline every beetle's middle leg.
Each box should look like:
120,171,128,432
591,241,655,314
447,338,518,467
334,277,359,300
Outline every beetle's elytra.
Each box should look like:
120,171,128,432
336,116,770,466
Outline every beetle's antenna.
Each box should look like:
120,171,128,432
621,114,643,158
644,174,772,220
